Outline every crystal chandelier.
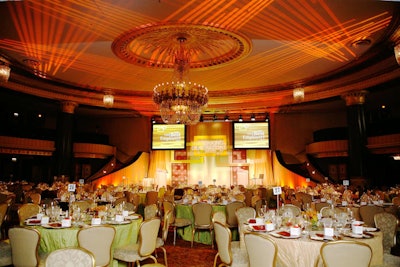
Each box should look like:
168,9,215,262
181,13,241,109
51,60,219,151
153,37,208,125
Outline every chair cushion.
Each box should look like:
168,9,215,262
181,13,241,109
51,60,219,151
113,244,141,262
0,240,12,266
231,241,249,267
156,237,164,248
173,218,191,227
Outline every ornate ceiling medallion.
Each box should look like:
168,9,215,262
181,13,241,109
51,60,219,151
112,23,252,70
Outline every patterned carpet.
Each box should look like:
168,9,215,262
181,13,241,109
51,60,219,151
143,236,218,267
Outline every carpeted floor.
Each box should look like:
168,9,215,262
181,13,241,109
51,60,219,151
142,235,218,267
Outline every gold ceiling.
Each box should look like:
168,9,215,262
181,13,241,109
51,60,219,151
0,0,399,117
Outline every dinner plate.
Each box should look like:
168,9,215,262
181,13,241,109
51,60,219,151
125,215,140,220
309,232,338,241
250,225,267,232
105,220,131,225
42,223,71,229
25,219,42,226
343,232,373,239
270,231,301,239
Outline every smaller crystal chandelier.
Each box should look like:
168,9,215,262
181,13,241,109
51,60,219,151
103,91,114,108
0,64,10,83
153,37,208,125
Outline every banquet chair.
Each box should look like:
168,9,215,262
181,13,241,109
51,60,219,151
319,206,335,218
212,211,227,224
45,247,95,267
71,200,91,213
145,204,159,220
320,240,372,267
114,197,128,206
244,232,277,267
114,217,161,267
0,240,12,267
17,203,40,225
374,212,398,254
78,225,115,267
314,202,330,212
235,207,256,248
359,205,385,227
192,202,214,248
280,204,301,217
28,192,42,205
173,188,184,201
156,210,171,267
244,190,253,207
146,191,159,206
124,202,136,212
226,201,245,229
8,227,42,267
162,201,192,245
0,203,8,239
253,199,263,217
213,221,248,267
131,193,141,213
392,196,400,206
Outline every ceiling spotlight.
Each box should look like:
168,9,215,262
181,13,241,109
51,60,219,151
265,113,269,121
238,115,243,122
251,114,256,121
224,115,229,122
151,117,156,124
213,114,217,121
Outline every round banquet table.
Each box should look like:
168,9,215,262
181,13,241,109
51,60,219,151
245,229,383,267
175,203,238,245
33,217,142,267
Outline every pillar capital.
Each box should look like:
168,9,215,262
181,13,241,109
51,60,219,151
60,101,78,114
341,90,368,106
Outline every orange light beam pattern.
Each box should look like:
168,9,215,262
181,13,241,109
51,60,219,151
203,0,237,24
8,0,155,77
266,5,354,61
222,0,274,30
190,0,225,24
8,1,100,76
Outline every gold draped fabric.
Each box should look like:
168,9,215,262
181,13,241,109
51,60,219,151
148,150,172,185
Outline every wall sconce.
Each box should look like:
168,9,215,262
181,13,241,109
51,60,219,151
293,87,305,102
0,64,10,83
103,92,114,108
394,42,400,65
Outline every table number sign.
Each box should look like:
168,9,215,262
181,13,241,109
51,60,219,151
67,184,76,192
272,186,282,195
343,180,349,186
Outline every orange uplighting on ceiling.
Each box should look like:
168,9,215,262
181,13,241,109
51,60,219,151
0,0,394,97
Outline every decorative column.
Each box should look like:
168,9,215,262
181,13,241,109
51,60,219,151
341,91,368,186
54,101,78,182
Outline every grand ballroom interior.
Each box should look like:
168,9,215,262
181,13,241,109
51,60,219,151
0,0,399,190
1,2,400,267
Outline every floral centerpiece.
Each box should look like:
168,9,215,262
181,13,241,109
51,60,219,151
303,208,319,229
